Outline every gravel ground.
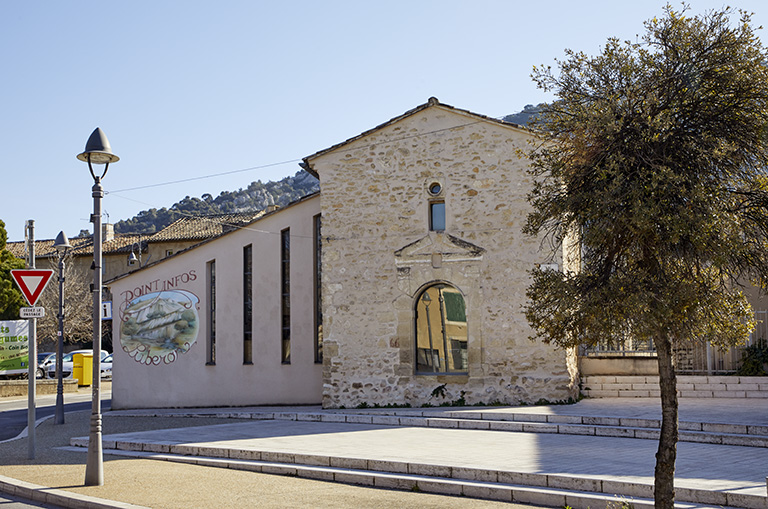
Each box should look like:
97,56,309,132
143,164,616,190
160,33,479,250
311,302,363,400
0,410,535,509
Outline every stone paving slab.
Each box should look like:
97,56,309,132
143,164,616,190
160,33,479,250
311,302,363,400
72,418,768,505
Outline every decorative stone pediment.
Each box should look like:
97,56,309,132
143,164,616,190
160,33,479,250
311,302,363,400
394,232,485,264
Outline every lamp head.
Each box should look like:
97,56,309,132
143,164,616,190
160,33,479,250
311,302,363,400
77,128,120,165
53,231,71,254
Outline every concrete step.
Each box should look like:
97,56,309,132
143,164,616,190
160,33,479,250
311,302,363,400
63,443,763,509
582,375,768,399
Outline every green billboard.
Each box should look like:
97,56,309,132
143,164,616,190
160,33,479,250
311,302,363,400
0,320,30,374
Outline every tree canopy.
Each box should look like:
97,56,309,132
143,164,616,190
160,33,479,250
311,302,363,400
523,6,768,507
0,219,25,320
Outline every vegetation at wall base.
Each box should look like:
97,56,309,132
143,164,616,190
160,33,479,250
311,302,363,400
736,339,768,376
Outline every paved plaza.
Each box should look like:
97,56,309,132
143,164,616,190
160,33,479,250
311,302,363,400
1,397,767,508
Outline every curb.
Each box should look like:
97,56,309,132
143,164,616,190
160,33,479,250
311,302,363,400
0,474,148,509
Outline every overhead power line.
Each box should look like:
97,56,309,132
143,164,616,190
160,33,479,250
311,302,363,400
106,114,515,195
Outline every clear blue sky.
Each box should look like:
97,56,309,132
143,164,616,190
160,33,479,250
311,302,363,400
2,0,765,241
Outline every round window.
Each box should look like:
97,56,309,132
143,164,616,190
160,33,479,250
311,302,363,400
428,182,442,196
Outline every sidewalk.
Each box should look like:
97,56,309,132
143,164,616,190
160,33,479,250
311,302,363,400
1,398,767,508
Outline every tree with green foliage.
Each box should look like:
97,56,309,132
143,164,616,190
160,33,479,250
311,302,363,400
523,6,768,508
0,219,25,320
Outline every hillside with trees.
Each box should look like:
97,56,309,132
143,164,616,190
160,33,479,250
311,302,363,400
502,104,542,126
115,170,320,234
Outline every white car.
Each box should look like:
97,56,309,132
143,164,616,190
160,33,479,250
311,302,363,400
101,354,113,379
46,350,111,379
36,352,56,379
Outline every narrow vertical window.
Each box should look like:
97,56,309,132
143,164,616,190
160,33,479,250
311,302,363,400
243,244,253,364
206,260,216,365
429,201,446,231
281,229,291,364
313,215,323,363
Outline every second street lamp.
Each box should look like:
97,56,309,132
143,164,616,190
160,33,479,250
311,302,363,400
52,230,71,425
77,127,119,487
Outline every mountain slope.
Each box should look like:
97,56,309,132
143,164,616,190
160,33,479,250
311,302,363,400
115,170,319,234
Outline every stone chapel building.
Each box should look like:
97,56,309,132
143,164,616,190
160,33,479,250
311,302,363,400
107,98,579,409
303,97,578,408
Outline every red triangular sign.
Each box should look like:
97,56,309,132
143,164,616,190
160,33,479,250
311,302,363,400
11,269,54,307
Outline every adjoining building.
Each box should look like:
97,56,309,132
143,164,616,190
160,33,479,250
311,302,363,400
106,98,580,409
109,194,322,408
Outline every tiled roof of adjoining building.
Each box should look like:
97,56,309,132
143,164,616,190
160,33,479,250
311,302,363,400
146,211,266,242
5,233,145,260
5,211,265,260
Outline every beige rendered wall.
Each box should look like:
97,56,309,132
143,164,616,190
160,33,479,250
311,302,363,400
109,196,322,409
309,104,577,408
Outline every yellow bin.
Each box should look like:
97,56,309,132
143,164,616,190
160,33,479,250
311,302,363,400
72,353,93,386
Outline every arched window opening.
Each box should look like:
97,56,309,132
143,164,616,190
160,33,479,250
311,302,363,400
415,283,468,374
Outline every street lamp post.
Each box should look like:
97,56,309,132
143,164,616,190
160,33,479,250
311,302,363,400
77,127,119,487
53,231,71,425
422,292,438,372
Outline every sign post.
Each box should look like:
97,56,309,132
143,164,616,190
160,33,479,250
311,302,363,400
10,220,54,459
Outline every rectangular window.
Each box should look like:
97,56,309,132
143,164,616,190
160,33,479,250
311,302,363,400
206,260,216,365
243,244,253,364
281,229,291,364
313,215,323,363
429,201,445,231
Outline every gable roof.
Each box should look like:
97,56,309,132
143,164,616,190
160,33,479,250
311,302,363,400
301,97,527,177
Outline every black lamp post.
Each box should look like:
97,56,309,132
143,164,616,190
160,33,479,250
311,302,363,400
77,127,119,486
53,231,71,425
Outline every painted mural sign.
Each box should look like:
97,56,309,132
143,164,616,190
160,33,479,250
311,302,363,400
119,271,199,365
0,320,29,375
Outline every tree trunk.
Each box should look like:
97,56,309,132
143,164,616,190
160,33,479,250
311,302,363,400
654,335,678,508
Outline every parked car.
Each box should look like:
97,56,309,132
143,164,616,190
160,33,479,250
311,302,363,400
46,350,111,379
101,354,113,379
36,352,56,379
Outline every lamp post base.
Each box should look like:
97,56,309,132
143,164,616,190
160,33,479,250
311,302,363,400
84,413,103,486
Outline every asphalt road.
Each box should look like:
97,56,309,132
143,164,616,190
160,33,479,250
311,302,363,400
0,390,111,441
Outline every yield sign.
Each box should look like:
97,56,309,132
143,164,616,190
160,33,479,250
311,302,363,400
11,269,54,307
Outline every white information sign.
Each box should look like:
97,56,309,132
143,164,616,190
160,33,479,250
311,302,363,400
20,307,45,318
102,301,112,320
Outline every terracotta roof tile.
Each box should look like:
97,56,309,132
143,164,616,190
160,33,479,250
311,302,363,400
147,212,265,241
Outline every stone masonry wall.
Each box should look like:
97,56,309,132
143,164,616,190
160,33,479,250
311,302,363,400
309,102,578,408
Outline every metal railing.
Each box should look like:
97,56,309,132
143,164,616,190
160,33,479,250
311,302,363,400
581,311,767,374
